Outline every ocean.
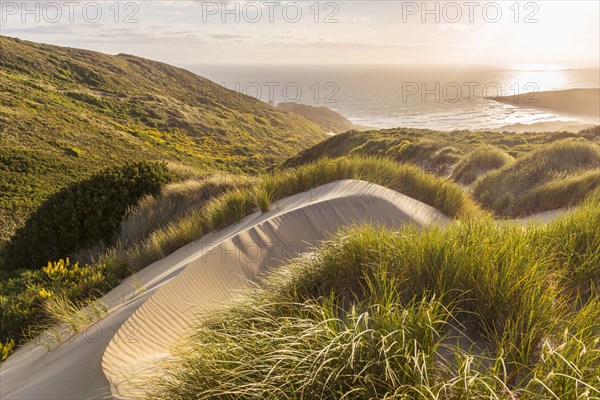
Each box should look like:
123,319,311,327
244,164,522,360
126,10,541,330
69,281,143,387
191,65,600,131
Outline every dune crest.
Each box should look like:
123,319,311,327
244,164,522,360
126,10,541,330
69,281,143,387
102,180,448,398
1,180,448,400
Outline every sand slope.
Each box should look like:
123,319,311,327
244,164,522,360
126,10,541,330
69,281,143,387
1,180,448,400
493,88,600,123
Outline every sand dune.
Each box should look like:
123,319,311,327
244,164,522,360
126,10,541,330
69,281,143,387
1,180,448,400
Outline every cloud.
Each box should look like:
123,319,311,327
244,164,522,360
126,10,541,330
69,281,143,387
142,0,202,8
437,24,470,32
210,33,254,43
351,16,372,23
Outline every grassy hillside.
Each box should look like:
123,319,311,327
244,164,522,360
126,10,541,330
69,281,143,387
0,36,325,242
153,190,600,399
276,102,362,134
283,126,600,174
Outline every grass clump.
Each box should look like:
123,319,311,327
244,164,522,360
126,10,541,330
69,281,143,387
161,295,453,400
114,156,482,273
118,175,245,248
152,191,600,400
451,146,514,184
517,168,600,216
2,161,174,271
40,293,108,347
473,140,600,217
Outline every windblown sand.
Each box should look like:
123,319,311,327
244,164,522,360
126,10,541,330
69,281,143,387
0,180,448,400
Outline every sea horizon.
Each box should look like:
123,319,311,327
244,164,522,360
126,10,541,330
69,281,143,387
191,64,600,131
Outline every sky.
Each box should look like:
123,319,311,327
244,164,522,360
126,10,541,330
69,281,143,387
1,0,599,68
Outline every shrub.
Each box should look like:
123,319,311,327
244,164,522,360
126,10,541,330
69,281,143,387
0,258,117,359
3,162,174,270
1,338,15,362
41,258,119,300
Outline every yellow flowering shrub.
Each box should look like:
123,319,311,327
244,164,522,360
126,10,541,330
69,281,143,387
1,258,120,362
1,338,15,362
42,259,117,299
38,287,53,299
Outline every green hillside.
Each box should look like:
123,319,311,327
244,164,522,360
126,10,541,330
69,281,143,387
276,102,362,134
283,127,600,173
282,127,600,216
0,36,325,242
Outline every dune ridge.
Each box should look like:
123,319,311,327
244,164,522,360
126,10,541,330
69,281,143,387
0,180,448,400
102,180,449,399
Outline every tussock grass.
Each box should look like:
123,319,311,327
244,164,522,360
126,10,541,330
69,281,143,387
152,190,600,399
120,175,247,247
74,174,249,266
451,146,514,184
35,294,108,350
283,126,600,175
517,168,600,216
108,156,482,274
473,140,600,216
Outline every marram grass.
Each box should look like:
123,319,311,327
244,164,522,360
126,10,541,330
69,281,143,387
152,190,600,400
451,146,514,185
108,156,483,274
0,156,479,360
473,140,600,217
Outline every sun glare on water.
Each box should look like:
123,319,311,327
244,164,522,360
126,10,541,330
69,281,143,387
511,66,570,92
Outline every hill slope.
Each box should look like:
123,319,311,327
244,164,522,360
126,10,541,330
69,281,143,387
283,127,600,173
276,102,364,134
0,36,325,241
282,127,600,216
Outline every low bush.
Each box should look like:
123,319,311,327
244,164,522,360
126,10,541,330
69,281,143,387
1,339,15,362
0,258,117,358
3,162,174,270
